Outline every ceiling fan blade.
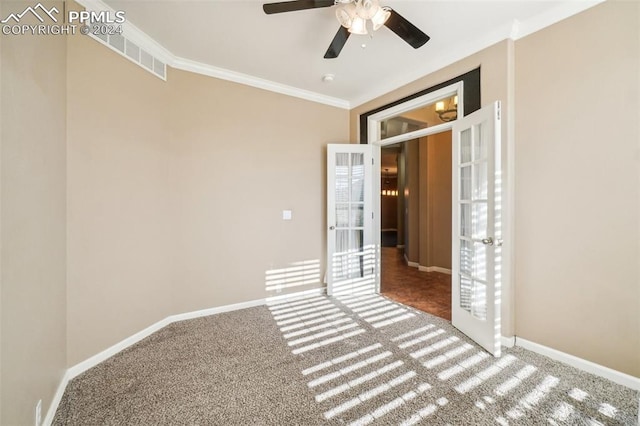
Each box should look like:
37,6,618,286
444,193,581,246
384,9,430,49
263,0,335,15
324,26,350,59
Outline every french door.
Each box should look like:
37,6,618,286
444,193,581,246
327,144,375,296
451,101,502,357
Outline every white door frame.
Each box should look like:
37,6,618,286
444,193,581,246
365,82,513,342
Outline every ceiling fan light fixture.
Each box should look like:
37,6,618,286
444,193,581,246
356,0,380,20
349,15,368,35
335,3,356,29
371,6,390,31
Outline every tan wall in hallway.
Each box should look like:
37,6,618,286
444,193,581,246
406,134,452,271
0,3,68,422
514,1,640,376
424,132,452,269
405,140,419,263
66,34,349,366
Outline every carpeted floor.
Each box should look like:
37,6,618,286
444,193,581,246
53,294,639,425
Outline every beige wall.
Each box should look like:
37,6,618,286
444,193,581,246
0,3,68,423
170,68,347,314
66,34,349,365
514,1,640,376
403,134,452,270
381,179,397,230
66,33,176,366
424,132,452,269
405,140,419,263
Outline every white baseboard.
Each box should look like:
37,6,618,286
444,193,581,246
43,287,325,426
396,244,405,249
501,335,516,348
417,265,452,275
43,370,73,426
515,337,640,391
404,254,419,268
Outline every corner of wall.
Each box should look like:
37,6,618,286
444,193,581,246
0,22,68,426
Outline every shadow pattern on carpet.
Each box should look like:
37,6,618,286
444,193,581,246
54,294,638,425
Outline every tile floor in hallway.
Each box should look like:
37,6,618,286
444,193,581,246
380,247,452,321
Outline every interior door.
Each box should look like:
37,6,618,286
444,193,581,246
327,144,375,296
451,101,502,357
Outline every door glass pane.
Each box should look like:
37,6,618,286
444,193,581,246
460,276,472,312
379,94,457,139
473,123,486,161
472,202,487,239
336,204,349,227
460,239,472,276
460,166,471,200
471,281,487,320
351,153,364,202
335,153,349,203
473,163,488,200
473,242,487,282
461,128,472,163
351,230,363,253
350,204,364,227
333,230,349,279
460,204,471,237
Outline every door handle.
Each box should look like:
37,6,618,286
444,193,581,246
481,237,494,246
329,226,335,230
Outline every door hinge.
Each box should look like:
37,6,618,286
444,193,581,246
372,158,374,165
496,104,501,120
372,212,374,219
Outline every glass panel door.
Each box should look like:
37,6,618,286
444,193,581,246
327,145,374,296
451,102,502,357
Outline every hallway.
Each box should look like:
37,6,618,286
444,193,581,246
380,247,452,320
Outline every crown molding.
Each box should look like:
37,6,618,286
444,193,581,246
349,0,605,108
76,0,604,111
512,0,605,40
171,56,350,109
349,19,515,108
75,0,351,109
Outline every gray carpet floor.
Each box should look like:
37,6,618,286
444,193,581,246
53,294,639,425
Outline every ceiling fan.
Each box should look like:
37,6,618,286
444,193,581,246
262,0,430,59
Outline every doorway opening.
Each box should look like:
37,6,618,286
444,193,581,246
365,82,462,321
379,131,453,321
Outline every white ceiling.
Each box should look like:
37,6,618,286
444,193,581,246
101,0,601,108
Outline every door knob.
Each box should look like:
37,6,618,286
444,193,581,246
329,226,335,230
481,237,494,246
